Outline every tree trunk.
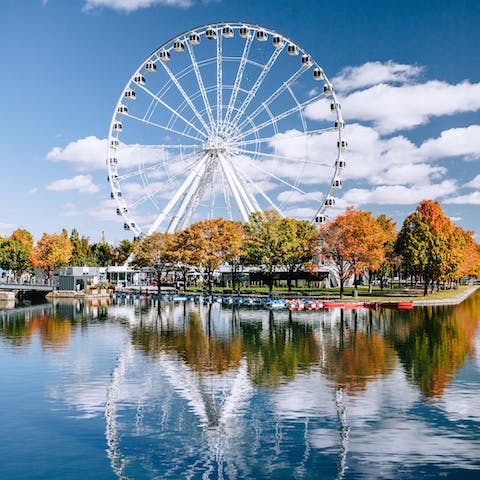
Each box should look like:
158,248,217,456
287,273,292,292
156,270,162,295
339,277,344,299
423,277,429,296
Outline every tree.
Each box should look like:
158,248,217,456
31,231,73,278
373,214,398,291
319,208,387,298
180,218,244,295
280,217,319,291
69,229,96,266
0,236,33,278
456,227,480,279
111,238,136,266
396,200,463,295
243,210,287,294
131,233,175,293
93,241,112,266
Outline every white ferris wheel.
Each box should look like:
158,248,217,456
107,22,346,236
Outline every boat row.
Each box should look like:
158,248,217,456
113,292,414,310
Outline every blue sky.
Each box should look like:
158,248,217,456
1,0,479,243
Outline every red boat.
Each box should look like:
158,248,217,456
379,301,414,310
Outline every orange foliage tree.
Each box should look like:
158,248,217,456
319,208,387,297
396,200,464,295
31,231,73,278
180,218,244,295
456,226,480,278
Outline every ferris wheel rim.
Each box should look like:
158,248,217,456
107,22,345,236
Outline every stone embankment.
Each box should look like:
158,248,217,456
413,285,479,306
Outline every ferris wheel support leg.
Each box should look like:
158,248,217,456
147,154,209,235
166,161,208,233
219,153,258,218
218,154,251,223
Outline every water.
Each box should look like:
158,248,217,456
1,294,479,479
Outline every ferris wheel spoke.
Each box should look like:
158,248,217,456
216,32,223,127
233,90,326,141
235,146,334,167
117,150,202,182
148,153,209,235
157,60,212,134
124,113,204,143
185,40,216,128
241,170,282,214
232,127,334,147
223,33,254,128
234,153,307,194
136,84,208,138
230,43,286,128
236,65,309,132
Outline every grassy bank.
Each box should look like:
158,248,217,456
184,284,478,303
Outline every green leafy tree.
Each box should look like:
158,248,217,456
0,237,33,278
112,238,135,265
243,210,287,294
280,217,319,291
69,229,96,266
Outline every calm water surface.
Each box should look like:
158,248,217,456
1,293,480,479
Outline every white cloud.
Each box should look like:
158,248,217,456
307,71,480,134
342,81,480,134
465,174,480,189
47,136,108,171
83,0,195,12
47,136,167,172
333,61,423,92
342,180,457,206
46,175,100,194
27,187,38,195
59,203,80,217
444,191,480,205
87,199,121,222
419,125,480,161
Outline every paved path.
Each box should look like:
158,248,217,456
413,285,479,306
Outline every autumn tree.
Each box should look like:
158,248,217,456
131,233,176,293
180,218,244,296
373,214,398,291
456,227,480,279
31,231,73,278
319,208,387,298
396,200,463,295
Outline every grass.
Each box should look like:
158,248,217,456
184,284,477,302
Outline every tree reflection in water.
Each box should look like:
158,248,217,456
1,294,479,479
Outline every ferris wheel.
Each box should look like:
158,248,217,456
107,22,346,236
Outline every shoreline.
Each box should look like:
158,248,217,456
412,285,479,306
